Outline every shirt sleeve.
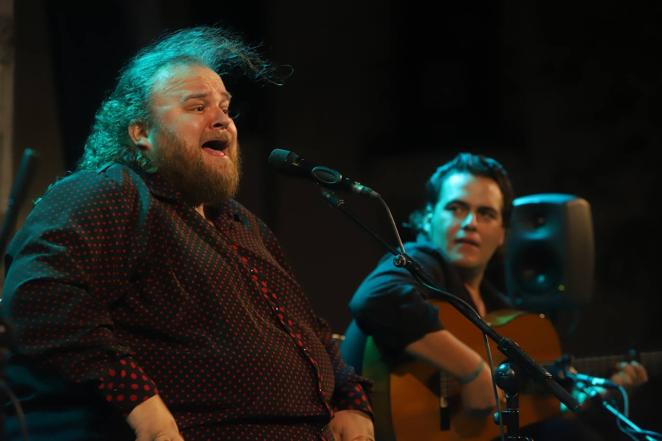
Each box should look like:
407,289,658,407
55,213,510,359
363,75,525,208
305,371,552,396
348,245,445,355
1,168,158,415
315,316,373,417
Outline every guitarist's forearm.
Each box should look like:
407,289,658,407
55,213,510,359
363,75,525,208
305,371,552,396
406,329,501,412
405,329,484,378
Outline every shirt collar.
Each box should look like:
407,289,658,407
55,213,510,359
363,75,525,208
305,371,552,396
140,170,184,202
100,162,250,230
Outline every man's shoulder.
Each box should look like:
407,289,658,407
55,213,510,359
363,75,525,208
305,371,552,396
404,239,438,255
35,163,146,208
97,162,144,181
403,239,445,265
58,163,144,189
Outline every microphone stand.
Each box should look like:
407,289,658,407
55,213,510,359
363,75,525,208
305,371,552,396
319,189,580,440
1,148,39,441
561,364,661,441
1,148,38,352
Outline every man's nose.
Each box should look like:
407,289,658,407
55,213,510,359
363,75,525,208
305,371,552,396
211,108,231,129
461,212,478,229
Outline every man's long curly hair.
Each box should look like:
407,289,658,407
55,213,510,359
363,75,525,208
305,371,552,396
77,26,273,171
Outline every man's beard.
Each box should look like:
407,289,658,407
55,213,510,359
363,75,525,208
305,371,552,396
153,128,241,206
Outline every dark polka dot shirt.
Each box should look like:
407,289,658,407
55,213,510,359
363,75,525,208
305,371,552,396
1,164,372,440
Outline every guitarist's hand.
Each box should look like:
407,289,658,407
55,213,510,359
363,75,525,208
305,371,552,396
610,361,648,390
328,409,375,441
460,363,503,416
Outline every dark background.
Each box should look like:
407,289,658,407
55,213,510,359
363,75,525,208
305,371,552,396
8,0,661,436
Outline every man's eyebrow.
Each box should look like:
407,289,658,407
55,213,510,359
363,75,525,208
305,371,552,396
445,200,499,212
444,199,469,207
182,91,232,102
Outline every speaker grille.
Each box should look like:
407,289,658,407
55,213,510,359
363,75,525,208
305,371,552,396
505,194,594,312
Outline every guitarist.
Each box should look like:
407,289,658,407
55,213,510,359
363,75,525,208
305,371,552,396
341,152,647,440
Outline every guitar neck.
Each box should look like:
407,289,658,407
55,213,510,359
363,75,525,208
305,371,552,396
572,351,662,378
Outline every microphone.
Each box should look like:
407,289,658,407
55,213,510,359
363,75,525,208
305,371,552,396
268,149,380,198
565,371,619,389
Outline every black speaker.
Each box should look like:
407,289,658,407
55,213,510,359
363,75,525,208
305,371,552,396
505,194,594,313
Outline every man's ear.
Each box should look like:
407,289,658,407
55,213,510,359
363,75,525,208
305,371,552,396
128,120,152,152
421,207,433,235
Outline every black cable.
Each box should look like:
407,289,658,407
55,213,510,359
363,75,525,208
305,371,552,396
0,379,30,441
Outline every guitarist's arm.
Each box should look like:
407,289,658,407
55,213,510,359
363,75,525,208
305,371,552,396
406,329,500,413
349,243,502,413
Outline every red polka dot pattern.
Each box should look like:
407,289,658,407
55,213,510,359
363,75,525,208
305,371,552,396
2,164,372,439
98,356,157,407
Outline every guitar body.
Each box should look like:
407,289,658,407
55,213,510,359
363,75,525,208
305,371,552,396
364,300,564,441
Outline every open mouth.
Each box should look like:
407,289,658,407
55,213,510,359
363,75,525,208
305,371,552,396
202,139,229,157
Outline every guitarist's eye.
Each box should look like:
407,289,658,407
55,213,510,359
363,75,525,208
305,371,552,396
446,204,467,217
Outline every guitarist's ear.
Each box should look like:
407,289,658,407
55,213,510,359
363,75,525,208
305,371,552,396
421,206,433,237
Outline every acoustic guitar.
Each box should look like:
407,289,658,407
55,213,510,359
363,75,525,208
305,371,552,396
362,299,661,441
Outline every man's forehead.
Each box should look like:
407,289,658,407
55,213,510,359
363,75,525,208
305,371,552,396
151,64,229,98
439,172,503,205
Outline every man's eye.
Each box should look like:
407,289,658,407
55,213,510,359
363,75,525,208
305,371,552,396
478,211,498,221
191,105,205,112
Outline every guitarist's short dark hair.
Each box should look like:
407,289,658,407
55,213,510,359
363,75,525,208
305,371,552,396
406,152,514,235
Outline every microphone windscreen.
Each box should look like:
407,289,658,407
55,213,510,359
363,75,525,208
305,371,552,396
268,149,296,170
268,149,311,179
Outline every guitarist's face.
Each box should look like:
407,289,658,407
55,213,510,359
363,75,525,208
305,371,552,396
425,172,505,275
